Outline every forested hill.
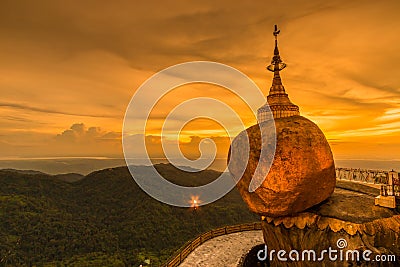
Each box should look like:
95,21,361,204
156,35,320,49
0,164,258,266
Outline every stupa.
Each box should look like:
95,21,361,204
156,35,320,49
228,25,336,217
257,24,300,122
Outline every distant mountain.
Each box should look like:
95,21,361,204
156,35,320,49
0,168,46,175
0,168,85,183
0,164,257,266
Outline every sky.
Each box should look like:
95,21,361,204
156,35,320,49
1,0,400,164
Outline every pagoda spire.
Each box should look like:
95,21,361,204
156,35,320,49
257,25,300,122
267,24,287,95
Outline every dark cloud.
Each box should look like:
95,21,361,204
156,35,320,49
1,115,34,123
0,102,119,118
0,0,355,70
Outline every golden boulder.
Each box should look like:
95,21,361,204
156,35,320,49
228,115,336,217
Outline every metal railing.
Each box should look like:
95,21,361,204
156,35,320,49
335,168,391,184
161,222,262,267
335,168,399,197
380,184,400,197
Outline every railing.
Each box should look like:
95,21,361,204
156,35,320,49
161,222,262,267
335,168,391,184
335,168,400,197
380,184,400,197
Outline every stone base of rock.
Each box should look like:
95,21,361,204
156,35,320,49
375,195,396,209
260,186,400,266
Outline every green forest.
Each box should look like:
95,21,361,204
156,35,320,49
0,164,258,266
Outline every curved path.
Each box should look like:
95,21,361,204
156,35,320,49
179,230,263,267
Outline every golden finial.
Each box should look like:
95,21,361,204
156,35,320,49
267,24,286,72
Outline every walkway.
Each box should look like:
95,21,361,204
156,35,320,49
179,230,263,267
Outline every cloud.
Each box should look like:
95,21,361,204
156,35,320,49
179,135,230,159
123,133,230,163
56,123,120,143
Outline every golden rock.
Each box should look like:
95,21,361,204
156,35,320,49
229,115,336,217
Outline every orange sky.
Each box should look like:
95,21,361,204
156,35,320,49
1,0,400,162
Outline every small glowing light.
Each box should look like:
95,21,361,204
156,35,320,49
190,195,200,209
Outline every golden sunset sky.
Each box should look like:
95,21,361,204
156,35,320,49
1,0,400,163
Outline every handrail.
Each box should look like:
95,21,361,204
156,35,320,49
335,168,400,197
161,222,262,267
